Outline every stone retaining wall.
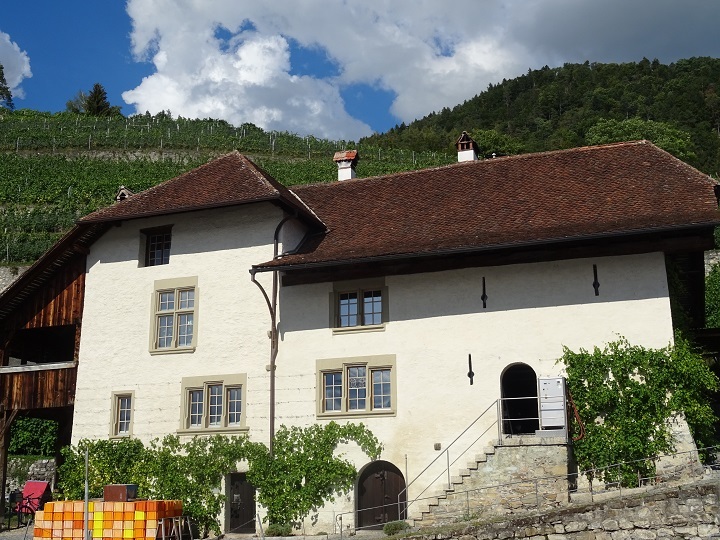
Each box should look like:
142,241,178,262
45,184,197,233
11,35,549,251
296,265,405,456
409,481,720,540
421,440,571,526
5,457,56,493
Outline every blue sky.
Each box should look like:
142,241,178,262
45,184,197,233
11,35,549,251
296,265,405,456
2,1,720,141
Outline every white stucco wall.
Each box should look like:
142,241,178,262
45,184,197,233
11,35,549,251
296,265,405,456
74,203,280,444
74,212,675,534
272,251,675,530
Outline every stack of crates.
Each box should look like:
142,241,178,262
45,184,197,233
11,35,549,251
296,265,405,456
32,500,183,540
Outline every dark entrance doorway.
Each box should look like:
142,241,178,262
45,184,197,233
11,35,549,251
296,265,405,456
226,473,255,533
501,363,539,435
356,461,406,530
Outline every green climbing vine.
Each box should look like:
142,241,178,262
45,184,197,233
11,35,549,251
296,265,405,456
58,422,382,537
246,422,382,527
560,336,718,487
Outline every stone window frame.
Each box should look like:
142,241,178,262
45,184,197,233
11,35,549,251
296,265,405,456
178,373,248,434
330,278,388,334
149,276,198,354
316,354,397,418
110,391,134,438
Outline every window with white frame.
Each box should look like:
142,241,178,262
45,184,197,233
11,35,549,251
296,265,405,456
180,374,247,432
150,277,198,353
317,355,396,417
141,226,172,267
110,392,134,437
331,279,388,330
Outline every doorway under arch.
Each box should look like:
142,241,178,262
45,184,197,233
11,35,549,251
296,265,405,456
500,363,539,435
356,460,406,530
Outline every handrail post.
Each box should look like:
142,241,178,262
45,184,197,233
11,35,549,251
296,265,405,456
496,399,502,445
535,479,539,510
446,449,451,490
338,514,343,540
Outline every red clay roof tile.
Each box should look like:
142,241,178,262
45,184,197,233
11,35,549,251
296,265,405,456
259,141,720,269
79,151,322,226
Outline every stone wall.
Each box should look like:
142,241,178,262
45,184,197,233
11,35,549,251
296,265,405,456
416,438,571,526
0,265,29,292
706,250,720,275
407,480,720,540
5,457,56,494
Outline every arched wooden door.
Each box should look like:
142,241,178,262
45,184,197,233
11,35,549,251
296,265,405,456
356,461,406,529
500,363,539,435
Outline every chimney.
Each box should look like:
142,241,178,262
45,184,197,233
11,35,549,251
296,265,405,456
455,131,479,162
333,150,359,181
114,185,134,202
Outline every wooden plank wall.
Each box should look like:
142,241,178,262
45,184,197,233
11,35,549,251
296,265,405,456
0,366,78,410
22,255,86,329
0,254,86,365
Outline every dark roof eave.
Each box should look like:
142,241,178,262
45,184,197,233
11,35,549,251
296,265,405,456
79,195,325,229
0,222,110,321
251,221,720,274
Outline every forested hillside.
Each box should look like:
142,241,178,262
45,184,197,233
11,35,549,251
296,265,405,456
2,57,720,264
361,57,720,175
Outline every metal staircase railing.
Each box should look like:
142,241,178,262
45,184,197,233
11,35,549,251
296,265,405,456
398,399,500,517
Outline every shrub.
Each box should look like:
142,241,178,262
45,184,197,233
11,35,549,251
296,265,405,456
383,520,410,536
265,523,292,536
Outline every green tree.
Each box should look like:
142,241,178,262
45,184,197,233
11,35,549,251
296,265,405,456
85,83,121,116
471,129,524,156
585,118,696,161
65,90,87,114
65,83,122,116
0,63,14,110
9,417,58,456
706,262,720,328
561,337,718,487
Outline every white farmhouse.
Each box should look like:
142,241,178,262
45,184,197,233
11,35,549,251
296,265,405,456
1,137,718,533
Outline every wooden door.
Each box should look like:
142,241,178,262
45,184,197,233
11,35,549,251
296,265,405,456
356,461,406,529
226,473,255,533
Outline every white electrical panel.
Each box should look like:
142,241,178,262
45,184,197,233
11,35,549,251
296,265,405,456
538,377,566,430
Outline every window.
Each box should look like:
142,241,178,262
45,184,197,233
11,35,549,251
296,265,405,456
142,226,172,267
331,279,388,331
180,374,247,432
150,277,198,353
317,355,396,417
110,392,134,437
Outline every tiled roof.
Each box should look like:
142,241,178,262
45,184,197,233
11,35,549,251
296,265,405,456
259,141,720,269
79,151,322,226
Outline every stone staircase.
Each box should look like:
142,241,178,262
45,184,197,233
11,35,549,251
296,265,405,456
409,436,569,527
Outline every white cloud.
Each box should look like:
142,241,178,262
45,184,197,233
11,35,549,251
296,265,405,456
0,32,31,99
122,0,720,140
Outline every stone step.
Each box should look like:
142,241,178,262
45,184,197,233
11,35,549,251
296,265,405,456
458,468,471,477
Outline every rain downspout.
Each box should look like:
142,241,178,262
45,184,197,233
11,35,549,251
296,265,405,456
250,213,295,456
